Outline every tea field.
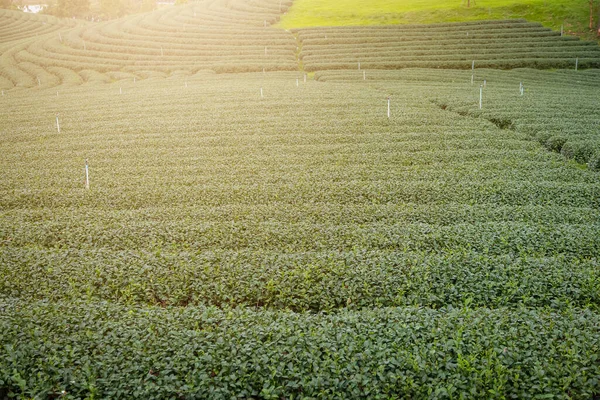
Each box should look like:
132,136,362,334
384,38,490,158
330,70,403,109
1,0,600,398
1,68,600,398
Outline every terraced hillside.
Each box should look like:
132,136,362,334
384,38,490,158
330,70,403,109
4,4,600,89
0,0,297,88
296,19,600,71
1,70,600,398
0,9,78,44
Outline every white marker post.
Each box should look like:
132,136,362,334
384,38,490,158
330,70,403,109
483,79,486,88
472,60,475,71
264,20,267,28
363,70,366,81
479,85,483,109
57,91,59,97
185,80,188,88
260,87,263,98
56,115,60,133
358,62,361,70
1,90,4,96
471,74,474,85
387,97,391,119
58,32,62,42
120,87,123,95
296,78,299,87
85,159,90,190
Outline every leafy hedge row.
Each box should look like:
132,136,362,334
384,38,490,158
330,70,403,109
1,300,600,399
304,58,600,71
1,246,599,311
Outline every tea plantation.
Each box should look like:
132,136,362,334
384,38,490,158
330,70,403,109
1,0,600,399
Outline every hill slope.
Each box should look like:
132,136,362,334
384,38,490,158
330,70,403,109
279,0,599,41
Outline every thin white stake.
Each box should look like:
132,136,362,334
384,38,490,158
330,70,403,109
56,115,60,133
260,87,263,98
483,79,486,88
363,70,366,80
134,77,136,83
57,91,59,97
185,80,188,88
58,32,62,42
296,78,299,87
120,87,122,94
1,90,4,96
575,57,578,71
471,74,474,85
85,159,89,190
264,20,267,28
472,60,475,71
387,98,391,119
479,85,483,109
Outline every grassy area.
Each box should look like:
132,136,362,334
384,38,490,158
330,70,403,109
279,0,599,41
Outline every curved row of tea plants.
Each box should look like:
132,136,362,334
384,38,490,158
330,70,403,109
0,9,78,44
0,0,296,88
413,68,600,170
